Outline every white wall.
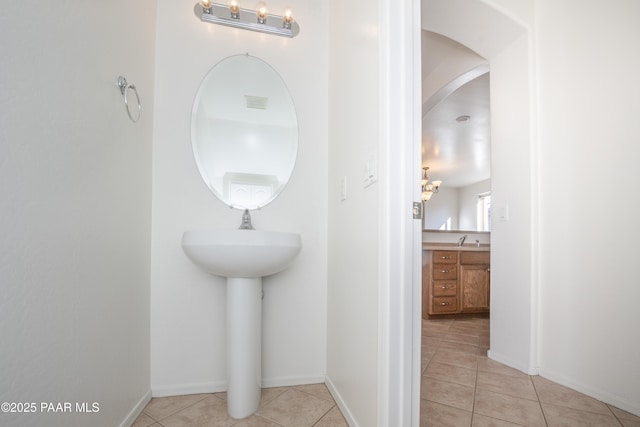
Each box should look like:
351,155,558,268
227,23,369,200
423,179,491,231
325,0,381,425
150,0,328,395
487,31,536,373
424,188,459,230
0,3,155,427
535,0,640,414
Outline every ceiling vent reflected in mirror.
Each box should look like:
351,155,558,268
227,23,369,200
245,95,269,110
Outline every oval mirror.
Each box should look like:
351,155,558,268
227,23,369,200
191,54,298,210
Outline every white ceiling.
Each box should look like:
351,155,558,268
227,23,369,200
422,32,491,189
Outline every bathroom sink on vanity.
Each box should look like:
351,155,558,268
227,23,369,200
422,242,491,251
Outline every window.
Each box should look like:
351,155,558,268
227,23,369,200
477,192,491,232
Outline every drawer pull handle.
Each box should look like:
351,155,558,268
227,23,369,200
441,270,449,273
441,256,449,259
440,302,450,306
441,285,447,289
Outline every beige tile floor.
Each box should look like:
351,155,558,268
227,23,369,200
132,383,348,427
421,315,640,427
133,316,640,426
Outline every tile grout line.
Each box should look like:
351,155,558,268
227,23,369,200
294,387,338,404
469,355,480,427
143,393,211,424
605,404,626,426
529,372,549,426
463,317,480,427
531,379,632,421
248,413,288,427
310,403,338,427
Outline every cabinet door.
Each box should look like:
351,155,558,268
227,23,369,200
460,265,490,312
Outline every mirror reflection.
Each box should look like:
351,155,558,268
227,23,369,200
422,31,491,232
191,54,298,210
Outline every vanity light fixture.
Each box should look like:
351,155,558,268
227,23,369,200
421,167,442,202
194,1,300,38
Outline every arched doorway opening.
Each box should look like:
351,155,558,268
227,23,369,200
415,0,538,423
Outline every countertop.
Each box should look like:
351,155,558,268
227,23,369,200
422,242,490,252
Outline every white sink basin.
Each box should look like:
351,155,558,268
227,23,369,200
181,228,302,419
181,229,302,278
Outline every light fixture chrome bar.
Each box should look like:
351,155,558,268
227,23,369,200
194,3,300,38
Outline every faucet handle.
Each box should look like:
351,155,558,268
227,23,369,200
239,208,255,230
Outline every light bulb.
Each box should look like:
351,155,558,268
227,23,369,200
257,4,267,23
283,9,293,28
201,0,212,9
229,1,239,18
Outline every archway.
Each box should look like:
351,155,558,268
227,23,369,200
416,2,538,421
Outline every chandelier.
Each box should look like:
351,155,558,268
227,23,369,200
421,167,442,201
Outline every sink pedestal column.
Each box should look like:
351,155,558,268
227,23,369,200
226,277,262,419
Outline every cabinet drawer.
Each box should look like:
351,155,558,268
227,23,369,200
432,297,458,313
432,281,457,297
460,251,490,265
433,265,457,280
433,251,458,264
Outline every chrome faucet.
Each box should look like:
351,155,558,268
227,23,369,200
239,209,255,230
457,235,467,246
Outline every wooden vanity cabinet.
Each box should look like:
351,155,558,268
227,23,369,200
423,249,490,317
459,252,490,313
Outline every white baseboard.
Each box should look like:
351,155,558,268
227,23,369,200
262,374,326,388
325,375,358,427
151,375,326,398
119,390,152,427
538,368,640,417
486,353,640,417
487,349,539,375
151,381,226,397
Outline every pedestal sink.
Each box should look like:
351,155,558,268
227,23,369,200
181,229,302,419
